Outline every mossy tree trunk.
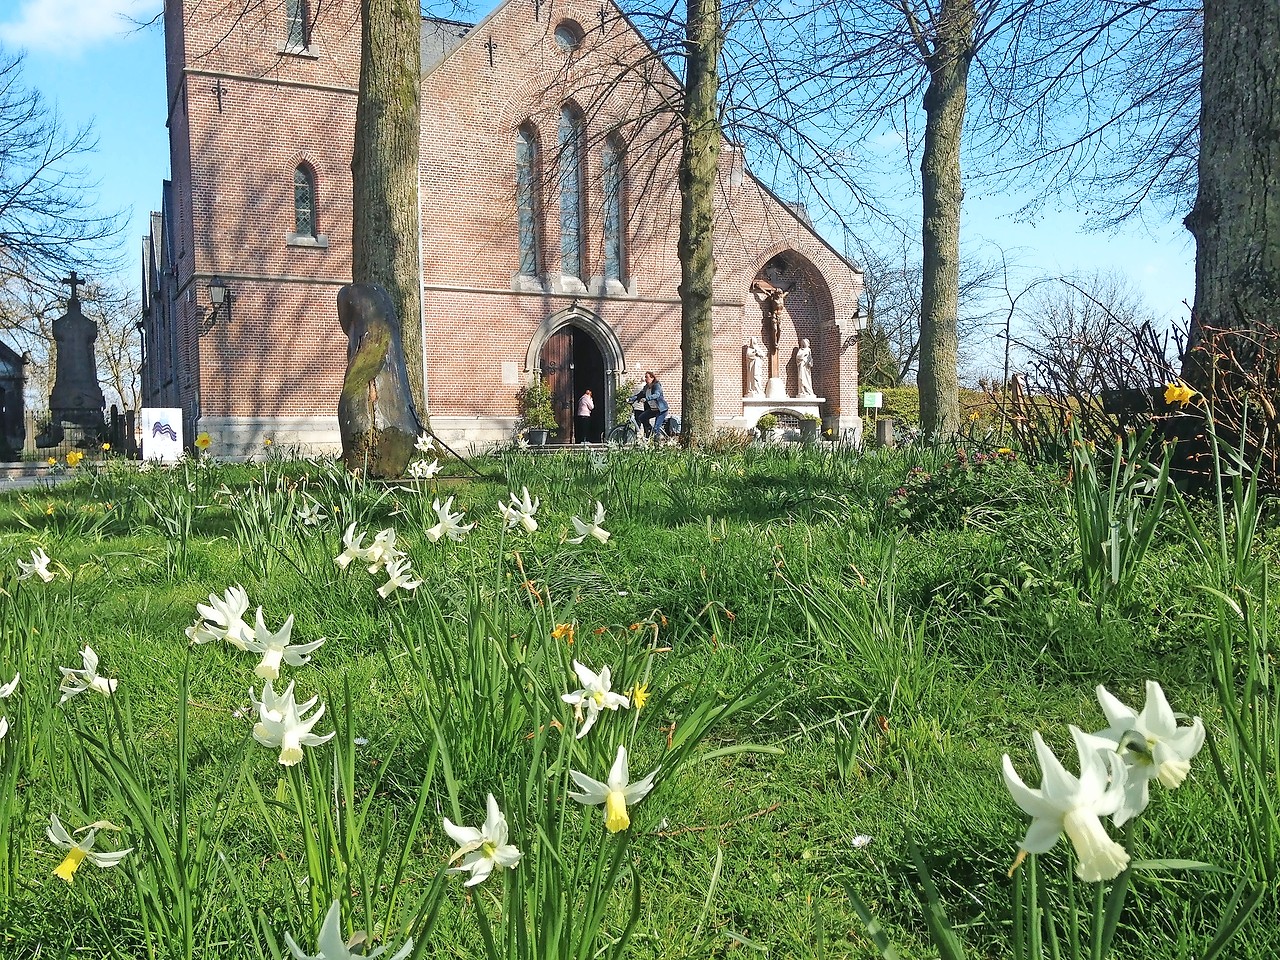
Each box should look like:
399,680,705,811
1184,0,1280,374
351,0,425,411
914,0,975,438
678,0,722,442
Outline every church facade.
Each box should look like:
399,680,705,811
141,0,864,454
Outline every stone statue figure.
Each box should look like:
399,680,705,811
337,282,423,478
795,338,814,397
745,336,767,397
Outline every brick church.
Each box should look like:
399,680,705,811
140,0,864,454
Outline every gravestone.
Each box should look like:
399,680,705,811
39,272,105,445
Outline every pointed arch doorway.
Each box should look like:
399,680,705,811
538,325,608,443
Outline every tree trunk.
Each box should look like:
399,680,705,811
351,0,425,411
917,0,975,438
1184,0,1280,371
678,0,722,442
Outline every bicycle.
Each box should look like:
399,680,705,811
607,412,681,445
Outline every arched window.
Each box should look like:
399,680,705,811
286,0,310,49
515,126,540,276
294,164,317,237
558,106,584,280
602,137,626,283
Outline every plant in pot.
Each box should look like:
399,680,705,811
755,412,778,441
518,378,558,445
800,413,820,443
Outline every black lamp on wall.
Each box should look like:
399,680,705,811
207,276,230,328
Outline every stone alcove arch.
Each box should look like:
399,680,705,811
524,305,626,441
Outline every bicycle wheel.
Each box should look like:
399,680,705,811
607,422,638,445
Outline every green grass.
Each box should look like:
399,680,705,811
0,443,1274,959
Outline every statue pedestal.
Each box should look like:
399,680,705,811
742,395,825,429
765,377,787,400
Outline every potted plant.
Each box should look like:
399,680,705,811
518,378,558,445
799,413,820,443
822,404,841,440
755,412,778,441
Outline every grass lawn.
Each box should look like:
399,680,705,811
0,439,1274,959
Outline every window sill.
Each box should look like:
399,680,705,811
549,274,588,295
287,233,330,249
511,273,545,293
588,276,634,297
278,42,320,59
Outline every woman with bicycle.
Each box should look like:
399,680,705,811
629,371,669,439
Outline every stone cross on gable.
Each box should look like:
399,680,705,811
61,271,84,304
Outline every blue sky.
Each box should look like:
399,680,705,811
0,0,1196,347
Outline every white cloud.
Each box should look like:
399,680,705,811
0,0,158,56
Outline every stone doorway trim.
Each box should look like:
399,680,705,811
524,304,625,377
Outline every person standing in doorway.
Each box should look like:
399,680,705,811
576,389,595,443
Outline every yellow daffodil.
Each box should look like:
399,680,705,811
551,623,575,645
100,442,110,451
630,683,651,710
1164,381,1196,408
66,450,83,467
569,745,659,833
194,432,212,450
46,457,56,466
47,813,132,883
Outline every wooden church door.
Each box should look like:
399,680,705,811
538,326,606,443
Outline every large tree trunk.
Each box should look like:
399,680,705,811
678,0,722,442
917,0,975,438
351,0,425,411
1184,0,1280,366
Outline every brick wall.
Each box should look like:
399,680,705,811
156,0,864,448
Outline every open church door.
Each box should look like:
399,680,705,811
539,326,607,443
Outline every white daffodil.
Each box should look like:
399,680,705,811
250,680,335,766
58,646,118,703
377,555,422,599
364,528,403,574
0,716,7,740
0,672,17,698
334,523,372,570
568,501,611,544
414,433,435,454
242,609,325,680
408,458,442,480
17,547,55,582
561,660,630,740
187,585,255,650
498,487,539,533
296,500,327,526
425,497,474,543
1002,726,1131,882
47,812,132,884
285,899,414,960
1092,681,1206,822
569,744,659,833
442,793,523,887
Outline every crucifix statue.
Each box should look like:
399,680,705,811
750,277,794,379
